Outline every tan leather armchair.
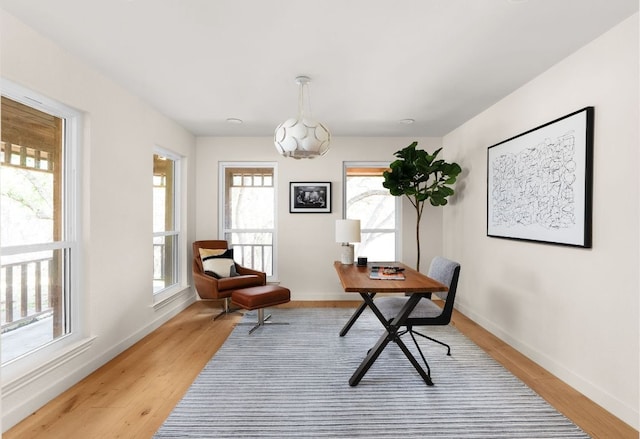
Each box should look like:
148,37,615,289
192,240,266,319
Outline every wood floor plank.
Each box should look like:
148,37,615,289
4,300,636,439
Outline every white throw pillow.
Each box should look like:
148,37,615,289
199,248,236,278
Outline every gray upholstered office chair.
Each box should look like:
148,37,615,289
375,256,460,374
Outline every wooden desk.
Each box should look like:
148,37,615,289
333,261,448,386
334,261,447,293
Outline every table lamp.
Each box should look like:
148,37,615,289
335,219,361,265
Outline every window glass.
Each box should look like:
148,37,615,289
345,164,399,262
153,153,179,293
1,94,74,364
221,165,276,278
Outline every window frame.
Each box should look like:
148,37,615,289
218,162,278,281
152,146,184,304
1,79,85,384
343,161,402,262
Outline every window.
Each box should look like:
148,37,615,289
344,163,401,262
1,81,81,372
219,163,276,279
153,150,180,295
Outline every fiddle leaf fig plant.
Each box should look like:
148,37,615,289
383,141,462,271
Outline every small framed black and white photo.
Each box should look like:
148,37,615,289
289,182,331,213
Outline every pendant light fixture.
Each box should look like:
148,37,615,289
274,76,330,159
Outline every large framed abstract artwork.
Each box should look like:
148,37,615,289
290,182,331,213
487,107,594,248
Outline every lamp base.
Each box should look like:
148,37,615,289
340,244,354,265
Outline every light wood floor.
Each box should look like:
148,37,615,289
5,300,637,439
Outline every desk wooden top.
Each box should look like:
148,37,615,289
333,261,448,294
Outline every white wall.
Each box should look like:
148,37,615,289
1,10,197,430
3,4,636,434
442,14,639,428
195,136,446,300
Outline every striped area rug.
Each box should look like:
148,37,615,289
154,307,589,438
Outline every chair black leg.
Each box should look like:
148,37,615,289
408,330,431,378
410,329,451,356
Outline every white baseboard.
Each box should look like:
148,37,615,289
454,302,639,429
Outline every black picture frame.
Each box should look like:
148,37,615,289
487,107,594,248
290,182,331,213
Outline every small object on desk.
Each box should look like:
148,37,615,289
369,266,405,280
370,265,405,272
357,257,368,267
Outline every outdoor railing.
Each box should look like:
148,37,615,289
153,242,167,285
1,244,273,326
1,255,53,332
231,243,273,276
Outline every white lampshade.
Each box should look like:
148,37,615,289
335,219,361,244
274,76,330,159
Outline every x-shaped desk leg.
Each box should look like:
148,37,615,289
339,293,376,336
348,292,433,387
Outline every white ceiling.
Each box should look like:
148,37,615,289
1,0,637,137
